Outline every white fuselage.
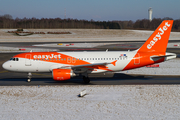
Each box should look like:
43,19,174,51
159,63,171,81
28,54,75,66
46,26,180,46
2,51,137,73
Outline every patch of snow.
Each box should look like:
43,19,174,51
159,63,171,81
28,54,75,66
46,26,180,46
33,43,114,48
0,46,58,52
0,85,179,119
128,30,153,33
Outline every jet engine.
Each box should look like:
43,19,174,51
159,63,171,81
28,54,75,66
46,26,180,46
52,69,75,81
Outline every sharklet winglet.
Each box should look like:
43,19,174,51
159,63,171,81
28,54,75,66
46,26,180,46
111,60,117,66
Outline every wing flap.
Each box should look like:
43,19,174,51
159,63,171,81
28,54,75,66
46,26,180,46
71,62,111,68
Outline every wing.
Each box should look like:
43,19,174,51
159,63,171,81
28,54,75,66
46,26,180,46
50,60,117,73
71,62,114,73
71,62,110,68
64,60,117,68
50,60,118,73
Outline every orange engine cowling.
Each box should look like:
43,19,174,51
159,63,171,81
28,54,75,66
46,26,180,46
52,69,75,81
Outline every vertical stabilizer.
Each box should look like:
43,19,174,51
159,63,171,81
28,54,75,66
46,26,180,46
138,20,173,53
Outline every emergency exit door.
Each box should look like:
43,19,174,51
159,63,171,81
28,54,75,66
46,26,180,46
134,53,140,65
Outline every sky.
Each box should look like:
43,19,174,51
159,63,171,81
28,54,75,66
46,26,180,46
0,0,180,21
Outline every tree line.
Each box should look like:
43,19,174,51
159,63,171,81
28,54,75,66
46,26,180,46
116,17,180,31
0,14,180,31
0,14,120,29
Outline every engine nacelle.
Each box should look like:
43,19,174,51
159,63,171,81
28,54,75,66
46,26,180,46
52,69,75,81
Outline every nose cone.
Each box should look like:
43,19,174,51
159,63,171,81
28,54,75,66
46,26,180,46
2,62,9,70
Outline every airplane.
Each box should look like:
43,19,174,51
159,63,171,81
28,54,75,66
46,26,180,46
2,20,176,83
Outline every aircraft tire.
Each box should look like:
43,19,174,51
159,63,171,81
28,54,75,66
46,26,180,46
83,76,90,84
27,79,31,83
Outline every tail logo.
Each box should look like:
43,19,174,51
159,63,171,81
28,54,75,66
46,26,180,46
147,22,171,49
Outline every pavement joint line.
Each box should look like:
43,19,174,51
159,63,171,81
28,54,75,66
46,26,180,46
0,70,8,73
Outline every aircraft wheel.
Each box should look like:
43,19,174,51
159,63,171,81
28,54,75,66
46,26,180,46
27,72,32,83
27,79,31,83
83,76,90,84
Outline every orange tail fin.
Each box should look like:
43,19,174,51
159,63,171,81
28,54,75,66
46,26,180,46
138,20,173,53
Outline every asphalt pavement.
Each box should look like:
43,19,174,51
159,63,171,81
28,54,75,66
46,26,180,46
1,42,180,86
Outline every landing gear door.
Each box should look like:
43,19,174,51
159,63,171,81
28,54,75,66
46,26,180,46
25,54,31,66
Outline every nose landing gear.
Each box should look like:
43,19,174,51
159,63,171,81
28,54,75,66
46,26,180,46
27,72,32,82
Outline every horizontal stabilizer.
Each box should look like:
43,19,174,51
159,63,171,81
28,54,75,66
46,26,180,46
150,53,176,61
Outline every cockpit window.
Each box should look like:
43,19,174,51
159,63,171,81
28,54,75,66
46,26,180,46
10,58,19,61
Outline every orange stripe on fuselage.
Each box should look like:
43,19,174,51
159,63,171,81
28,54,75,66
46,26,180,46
123,52,165,71
85,65,113,72
13,52,112,71
13,52,90,66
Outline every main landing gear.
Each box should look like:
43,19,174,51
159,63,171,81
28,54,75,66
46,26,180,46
27,72,32,83
83,76,90,84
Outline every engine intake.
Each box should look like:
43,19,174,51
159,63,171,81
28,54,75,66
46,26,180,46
52,69,75,81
